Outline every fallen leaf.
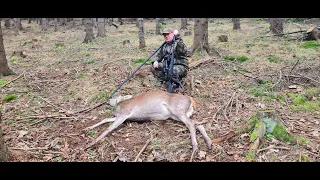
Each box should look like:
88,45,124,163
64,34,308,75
240,133,249,139
311,130,319,137
234,154,239,161
18,130,28,138
198,151,206,159
43,154,53,161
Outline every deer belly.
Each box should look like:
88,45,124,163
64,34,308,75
128,106,172,121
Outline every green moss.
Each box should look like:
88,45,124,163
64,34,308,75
272,124,295,144
0,79,7,86
4,94,17,102
249,121,263,142
223,55,249,62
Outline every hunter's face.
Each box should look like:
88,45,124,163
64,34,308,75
163,33,174,43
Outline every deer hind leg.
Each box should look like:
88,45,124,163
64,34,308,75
196,125,212,150
83,117,117,131
85,115,130,149
175,114,198,162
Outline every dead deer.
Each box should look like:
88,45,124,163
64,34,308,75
83,90,212,161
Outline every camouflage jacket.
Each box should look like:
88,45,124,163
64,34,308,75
153,36,189,67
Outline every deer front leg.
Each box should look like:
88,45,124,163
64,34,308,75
196,125,212,150
83,117,117,131
85,115,130,149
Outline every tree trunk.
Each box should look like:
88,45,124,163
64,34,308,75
269,18,284,34
41,18,47,31
4,19,10,28
0,24,14,76
92,18,97,28
232,18,241,30
28,18,32,24
181,18,188,30
137,18,146,49
97,18,106,38
155,18,162,35
54,18,58,32
191,18,210,56
61,18,67,26
83,18,95,43
118,18,123,25
0,112,10,162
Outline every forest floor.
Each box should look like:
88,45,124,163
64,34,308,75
1,18,320,162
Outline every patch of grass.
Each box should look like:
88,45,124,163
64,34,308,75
244,43,254,48
287,89,320,112
135,58,152,65
81,59,96,65
78,74,86,78
245,151,256,162
92,92,109,102
54,43,65,49
293,96,307,105
193,48,200,55
266,55,283,63
300,154,311,162
0,79,7,86
248,82,277,102
80,51,91,57
199,94,209,98
4,94,17,102
9,55,19,62
223,55,249,63
291,100,320,112
88,130,96,137
300,41,320,49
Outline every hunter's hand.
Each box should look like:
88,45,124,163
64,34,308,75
153,61,159,68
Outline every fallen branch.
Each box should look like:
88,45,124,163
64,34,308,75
134,139,151,162
190,75,195,96
9,146,49,151
257,30,306,39
38,96,68,113
271,70,282,89
189,58,215,70
257,145,290,153
17,115,74,120
0,73,24,88
70,101,109,115
223,92,236,122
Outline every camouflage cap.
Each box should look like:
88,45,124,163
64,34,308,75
162,27,174,34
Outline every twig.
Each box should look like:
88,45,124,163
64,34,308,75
257,145,290,153
288,59,300,77
272,70,282,89
0,73,24,88
38,96,68,113
296,73,320,85
9,146,49,151
190,75,195,96
235,95,239,116
70,101,108,114
223,92,236,122
17,115,74,120
134,139,151,162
